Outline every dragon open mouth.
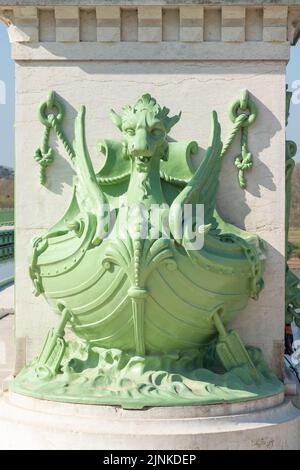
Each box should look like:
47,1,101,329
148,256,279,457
138,156,151,163
135,155,152,173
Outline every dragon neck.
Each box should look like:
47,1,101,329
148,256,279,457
127,156,166,208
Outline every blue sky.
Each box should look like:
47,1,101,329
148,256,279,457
287,42,300,161
0,23,14,168
0,22,299,168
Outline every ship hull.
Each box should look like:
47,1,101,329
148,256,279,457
33,215,252,353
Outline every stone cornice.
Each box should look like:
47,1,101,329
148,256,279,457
1,3,299,59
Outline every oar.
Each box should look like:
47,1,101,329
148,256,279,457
35,304,70,379
213,310,259,381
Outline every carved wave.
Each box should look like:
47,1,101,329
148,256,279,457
11,343,283,408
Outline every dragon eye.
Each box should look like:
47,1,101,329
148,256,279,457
125,128,135,136
151,128,164,137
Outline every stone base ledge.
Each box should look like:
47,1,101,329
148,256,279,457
0,392,299,449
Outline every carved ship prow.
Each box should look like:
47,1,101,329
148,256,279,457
30,195,263,355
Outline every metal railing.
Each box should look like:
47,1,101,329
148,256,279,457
0,228,14,261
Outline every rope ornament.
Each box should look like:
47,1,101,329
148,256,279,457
34,91,75,185
221,89,257,189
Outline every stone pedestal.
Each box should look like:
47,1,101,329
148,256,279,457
0,392,300,449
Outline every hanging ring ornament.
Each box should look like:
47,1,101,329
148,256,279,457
34,91,75,186
38,91,65,128
229,89,257,128
238,88,248,111
221,89,257,189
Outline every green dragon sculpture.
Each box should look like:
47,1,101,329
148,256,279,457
11,92,282,408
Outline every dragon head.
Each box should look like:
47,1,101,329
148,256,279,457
110,94,181,171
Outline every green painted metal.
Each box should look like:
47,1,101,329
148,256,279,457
12,92,282,407
0,229,14,261
285,88,300,326
34,91,75,185
221,89,257,189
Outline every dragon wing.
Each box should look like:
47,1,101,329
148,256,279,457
195,111,222,217
72,106,110,245
160,141,198,183
169,111,222,241
39,106,112,244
